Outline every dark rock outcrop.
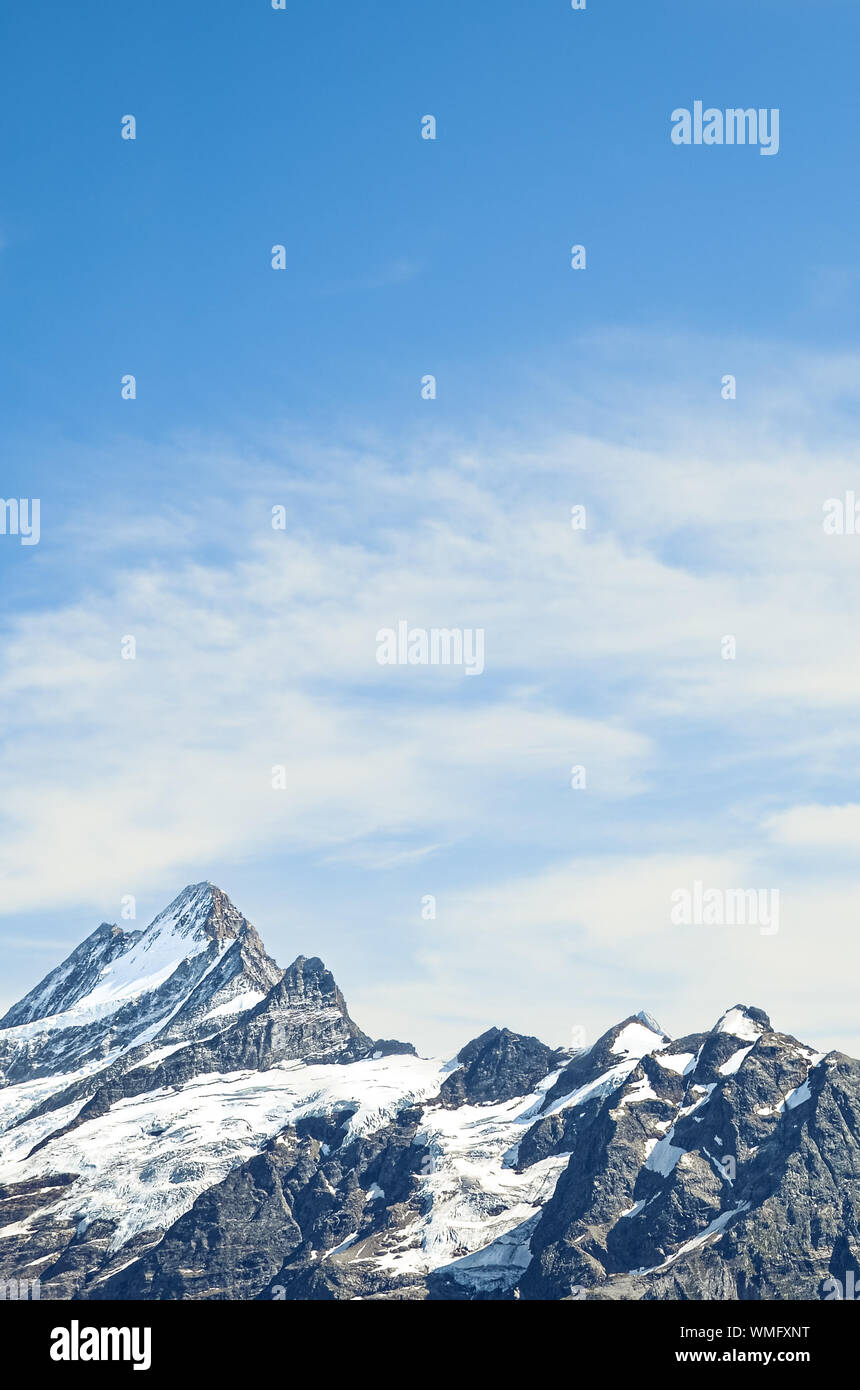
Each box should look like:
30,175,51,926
439,1027,563,1108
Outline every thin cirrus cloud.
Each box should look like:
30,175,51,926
0,495,655,918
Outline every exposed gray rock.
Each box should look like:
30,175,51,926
439,1027,563,1108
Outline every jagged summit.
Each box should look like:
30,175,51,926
145,881,244,948
0,882,253,1034
0,884,284,1085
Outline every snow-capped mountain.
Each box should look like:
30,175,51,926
0,883,283,1085
0,884,856,1301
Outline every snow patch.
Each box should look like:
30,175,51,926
719,1044,755,1076
715,1008,762,1043
201,991,265,1023
611,1021,666,1060
644,1128,686,1176
655,1052,695,1076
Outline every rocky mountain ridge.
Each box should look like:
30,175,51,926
0,884,856,1301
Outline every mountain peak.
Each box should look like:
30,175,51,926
0,883,283,1083
634,1008,662,1030
0,920,142,1030
147,882,246,949
439,1026,564,1108
714,1004,771,1039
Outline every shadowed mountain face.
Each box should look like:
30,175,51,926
0,885,856,1301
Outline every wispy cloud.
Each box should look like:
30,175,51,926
4,336,860,1049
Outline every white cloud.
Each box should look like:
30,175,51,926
765,803,860,848
352,851,860,1060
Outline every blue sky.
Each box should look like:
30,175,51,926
1,1,860,1056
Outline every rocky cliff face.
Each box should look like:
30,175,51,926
0,885,856,1301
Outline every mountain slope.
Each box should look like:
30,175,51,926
0,885,856,1301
